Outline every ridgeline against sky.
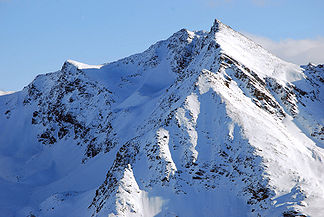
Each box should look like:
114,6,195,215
1,0,323,91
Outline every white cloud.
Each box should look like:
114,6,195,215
244,33,324,65
0,90,15,96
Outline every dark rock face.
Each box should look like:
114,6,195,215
23,61,117,160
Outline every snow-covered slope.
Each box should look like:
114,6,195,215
0,19,323,217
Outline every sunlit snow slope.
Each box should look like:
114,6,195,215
0,19,323,217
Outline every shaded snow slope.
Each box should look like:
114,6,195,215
0,19,323,217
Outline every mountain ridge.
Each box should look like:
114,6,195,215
0,19,323,217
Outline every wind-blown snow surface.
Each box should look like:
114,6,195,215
0,20,323,217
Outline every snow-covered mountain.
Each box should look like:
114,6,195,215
0,19,323,217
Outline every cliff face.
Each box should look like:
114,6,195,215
0,20,323,217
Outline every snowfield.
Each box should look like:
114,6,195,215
0,19,323,217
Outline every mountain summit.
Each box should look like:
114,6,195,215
0,19,323,217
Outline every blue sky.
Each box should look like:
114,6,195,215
1,0,323,91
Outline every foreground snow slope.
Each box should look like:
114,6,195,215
0,19,323,217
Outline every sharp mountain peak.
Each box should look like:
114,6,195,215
0,19,323,217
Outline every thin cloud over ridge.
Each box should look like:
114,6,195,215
244,33,324,65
